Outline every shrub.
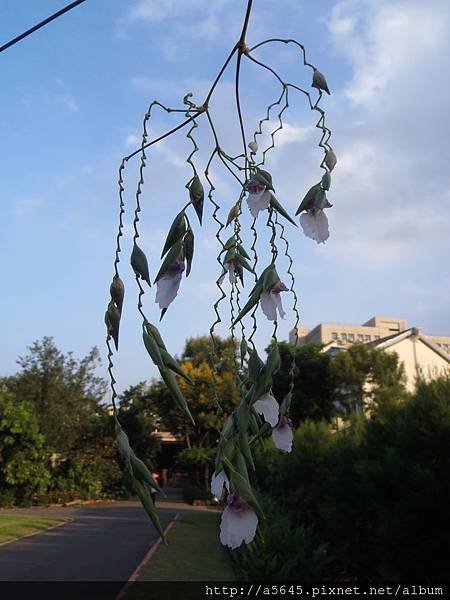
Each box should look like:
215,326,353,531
182,485,212,505
234,377,450,581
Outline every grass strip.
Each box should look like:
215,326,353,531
134,511,235,584
0,515,63,544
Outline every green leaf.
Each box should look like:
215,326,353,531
236,253,254,274
184,229,194,277
240,338,248,367
132,477,167,543
154,239,184,283
234,261,244,285
235,447,249,482
231,292,260,326
161,212,186,258
262,265,279,292
236,403,255,471
105,301,121,351
130,452,163,493
295,183,321,215
215,436,236,472
223,235,236,251
159,367,195,425
279,392,292,417
252,168,274,191
131,243,151,286
314,188,328,210
221,415,235,440
223,247,236,264
321,171,331,191
189,175,204,225
265,343,281,377
115,420,132,475
237,243,250,260
143,329,164,368
144,322,166,350
248,263,277,296
270,194,297,226
159,347,192,384
110,275,125,314
248,348,263,382
226,201,240,227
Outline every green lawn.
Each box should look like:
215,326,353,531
136,511,236,582
0,515,63,544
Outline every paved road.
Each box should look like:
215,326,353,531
0,503,175,586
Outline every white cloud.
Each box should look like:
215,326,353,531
267,121,313,148
127,0,205,23
125,134,140,147
330,0,449,105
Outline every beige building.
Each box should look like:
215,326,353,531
290,316,450,354
370,328,450,392
289,316,450,392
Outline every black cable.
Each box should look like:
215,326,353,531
0,0,88,55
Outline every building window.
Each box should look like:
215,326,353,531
341,333,347,342
357,334,364,342
364,335,371,342
331,332,338,340
348,333,355,342
374,335,380,340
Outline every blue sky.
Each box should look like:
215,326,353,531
2,0,450,395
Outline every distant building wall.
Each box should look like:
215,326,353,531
289,315,450,355
382,335,450,392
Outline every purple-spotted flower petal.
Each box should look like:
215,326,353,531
272,417,294,453
211,470,230,499
299,210,330,244
155,260,185,310
260,280,288,322
253,392,279,427
246,179,271,219
219,494,258,549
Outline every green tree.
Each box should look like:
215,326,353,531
239,376,450,581
2,337,107,453
330,342,408,414
270,342,338,426
117,382,161,468
141,335,239,449
0,389,51,504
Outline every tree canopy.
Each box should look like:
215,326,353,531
2,337,108,453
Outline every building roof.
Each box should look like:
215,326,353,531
369,328,450,363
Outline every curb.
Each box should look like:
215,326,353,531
116,513,179,600
0,517,73,548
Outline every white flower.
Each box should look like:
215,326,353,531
253,392,279,427
219,494,258,549
299,210,330,244
218,261,236,285
211,470,229,498
260,280,288,321
246,179,271,219
248,141,258,153
272,417,294,453
155,260,185,310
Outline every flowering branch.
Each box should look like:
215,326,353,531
104,0,337,548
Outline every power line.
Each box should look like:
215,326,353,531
0,0,88,55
